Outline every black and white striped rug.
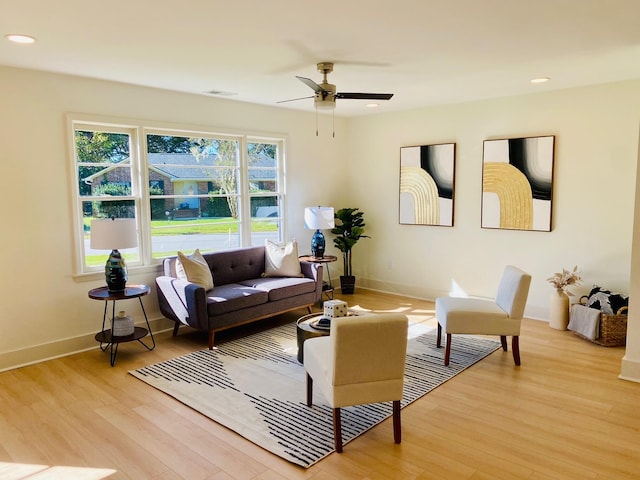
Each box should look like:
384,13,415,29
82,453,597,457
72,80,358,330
130,322,499,468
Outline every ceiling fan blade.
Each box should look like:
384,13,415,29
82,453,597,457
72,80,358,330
296,76,326,94
336,92,394,100
276,95,314,104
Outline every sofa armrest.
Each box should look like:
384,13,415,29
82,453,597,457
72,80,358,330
300,261,324,301
156,276,208,330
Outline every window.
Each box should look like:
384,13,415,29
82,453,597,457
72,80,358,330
248,141,282,247
72,125,141,271
69,116,286,274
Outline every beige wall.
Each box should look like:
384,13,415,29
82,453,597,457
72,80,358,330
1,65,639,381
0,66,347,369
342,80,640,380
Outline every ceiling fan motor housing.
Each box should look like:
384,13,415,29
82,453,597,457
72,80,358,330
315,81,336,108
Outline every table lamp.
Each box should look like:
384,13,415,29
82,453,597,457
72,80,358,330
304,206,335,258
90,218,138,292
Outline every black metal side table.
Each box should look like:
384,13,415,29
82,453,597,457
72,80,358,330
299,255,338,300
88,284,155,366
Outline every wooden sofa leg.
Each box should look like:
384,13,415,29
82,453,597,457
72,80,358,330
437,323,442,348
172,322,180,337
500,335,508,351
444,334,452,366
208,331,215,350
512,336,521,366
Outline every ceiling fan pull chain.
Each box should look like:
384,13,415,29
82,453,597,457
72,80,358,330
315,105,319,137
332,109,335,138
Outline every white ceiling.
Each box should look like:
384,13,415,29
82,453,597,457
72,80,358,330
2,0,640,117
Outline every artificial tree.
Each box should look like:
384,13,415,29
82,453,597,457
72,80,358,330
331,207,369,293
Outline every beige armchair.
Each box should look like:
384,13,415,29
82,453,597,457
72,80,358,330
435,265,531,366
303,313,409,453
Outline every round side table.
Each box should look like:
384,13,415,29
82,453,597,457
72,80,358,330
88,284,156,366
299,255,338,300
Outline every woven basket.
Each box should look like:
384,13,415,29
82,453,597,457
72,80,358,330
575,297,628,347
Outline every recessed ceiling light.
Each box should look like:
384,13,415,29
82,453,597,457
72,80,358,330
530,77,550,84
5,34,36,44
366,103,379,108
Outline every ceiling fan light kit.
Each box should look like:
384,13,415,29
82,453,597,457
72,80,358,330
315,98,336,109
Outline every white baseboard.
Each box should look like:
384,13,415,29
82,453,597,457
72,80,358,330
0,316,174,372
619,356,640,383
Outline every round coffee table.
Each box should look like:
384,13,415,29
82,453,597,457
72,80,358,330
296,313,331,363
296,311,359,363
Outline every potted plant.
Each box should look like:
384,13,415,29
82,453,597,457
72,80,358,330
331,207,369,294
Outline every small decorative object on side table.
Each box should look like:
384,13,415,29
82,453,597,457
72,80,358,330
88,284,155,366
299,254,337,300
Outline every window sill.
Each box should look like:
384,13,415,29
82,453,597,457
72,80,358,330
73,264,163,284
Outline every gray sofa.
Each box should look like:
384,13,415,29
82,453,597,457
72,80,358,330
156,246,323,348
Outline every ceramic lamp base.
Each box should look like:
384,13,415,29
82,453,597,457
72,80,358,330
311,229,326,258
105,249,128,292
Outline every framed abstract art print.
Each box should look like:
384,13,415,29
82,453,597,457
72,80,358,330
482,135,555,231
399,143,455,226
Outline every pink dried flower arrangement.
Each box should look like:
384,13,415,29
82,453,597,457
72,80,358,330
547,266,582,296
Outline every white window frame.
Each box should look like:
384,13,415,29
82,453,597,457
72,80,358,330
245,136,285,246
67,114,287,277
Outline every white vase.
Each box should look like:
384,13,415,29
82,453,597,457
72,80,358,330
549,288,570,330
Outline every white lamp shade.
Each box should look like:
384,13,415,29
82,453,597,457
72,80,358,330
304,206,335,230
90,218,138,250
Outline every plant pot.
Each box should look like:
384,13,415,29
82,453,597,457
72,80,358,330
340,275,356,294
549,288,570,330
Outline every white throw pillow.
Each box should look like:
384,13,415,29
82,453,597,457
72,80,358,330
176,249,214,290
263,239,303,277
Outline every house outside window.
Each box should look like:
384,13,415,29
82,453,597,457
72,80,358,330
69,116,286,274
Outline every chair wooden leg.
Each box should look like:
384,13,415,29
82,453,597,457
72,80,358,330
208,331,215,350
392,400,402,444
333,407,343,453
512,336,521,366
307,305,313,314
500,335,508,351
306,373,313,407
172,321,180,337
437,323,442,348
444,333,452,366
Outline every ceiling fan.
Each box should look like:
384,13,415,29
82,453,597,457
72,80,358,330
278,62,394,110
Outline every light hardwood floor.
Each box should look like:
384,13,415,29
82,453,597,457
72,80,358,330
1,290,639,480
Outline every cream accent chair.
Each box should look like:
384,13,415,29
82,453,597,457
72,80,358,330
303,313,409,453
435,265,531,366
